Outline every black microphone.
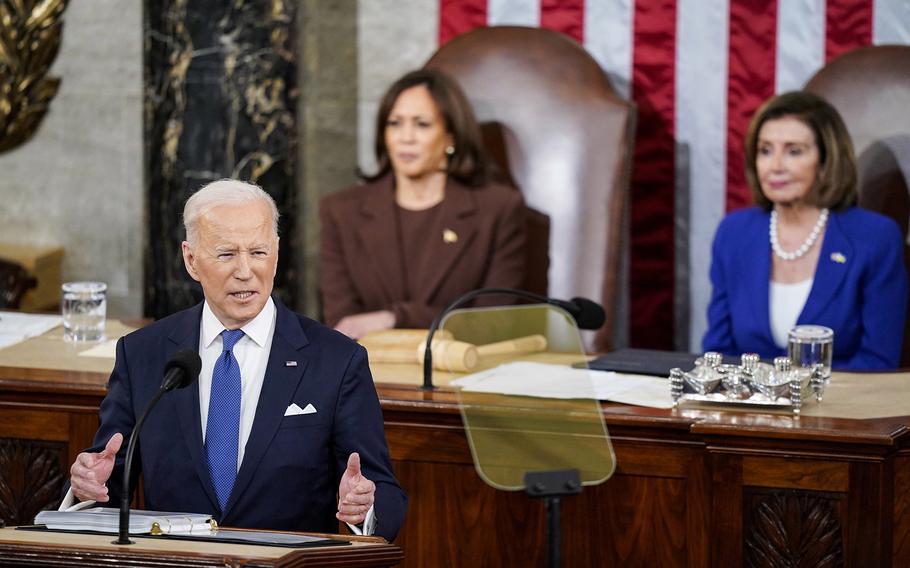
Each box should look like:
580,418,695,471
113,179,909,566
546,297,606,331
421,288,605,390
114,349,201,545
161,349,203,392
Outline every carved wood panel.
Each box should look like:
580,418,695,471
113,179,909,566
0,438,66,526
743,488,845,568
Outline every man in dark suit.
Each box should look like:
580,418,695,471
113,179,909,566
65,179,406,541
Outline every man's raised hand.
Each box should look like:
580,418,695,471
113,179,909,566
336,452,376,525
70,433,123,502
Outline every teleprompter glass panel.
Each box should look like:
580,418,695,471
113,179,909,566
441,305,615,491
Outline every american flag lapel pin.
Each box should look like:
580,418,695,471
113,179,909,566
285,361,298,367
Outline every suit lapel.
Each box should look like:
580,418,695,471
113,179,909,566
356,176,406,303
799,212,853,324
225,300,308,513
167,303,221,511
417,179,478,304
749,214,775,346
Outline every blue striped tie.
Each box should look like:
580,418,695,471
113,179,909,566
206,329,244,511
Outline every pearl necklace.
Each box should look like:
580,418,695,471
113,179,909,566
769,208,829,261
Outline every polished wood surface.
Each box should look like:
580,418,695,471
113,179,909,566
0,527,402,567
1,344,909,566
377,382,910,567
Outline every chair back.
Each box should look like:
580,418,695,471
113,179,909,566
426,26,636,350
805,45,910,365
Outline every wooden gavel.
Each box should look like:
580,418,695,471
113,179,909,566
417,334,548,372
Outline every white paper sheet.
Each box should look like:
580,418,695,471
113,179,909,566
77,338,119,358
0,311,62,350
450,361,675,409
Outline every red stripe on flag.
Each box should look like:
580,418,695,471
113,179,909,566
825,0,873,62
540,0,585,43
439,0,487,45
628,0,677,349
725,0,777,211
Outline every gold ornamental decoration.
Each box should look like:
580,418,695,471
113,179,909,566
0,0,68,153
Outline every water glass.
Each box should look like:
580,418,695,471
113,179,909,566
787,325,833,381
62,282,107,342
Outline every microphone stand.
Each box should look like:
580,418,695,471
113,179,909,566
113,387,169,545
421,288,556,391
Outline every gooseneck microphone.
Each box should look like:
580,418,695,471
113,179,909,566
114,349,201,545
421,288,605,390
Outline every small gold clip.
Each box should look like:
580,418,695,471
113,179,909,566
443,229,458,244
150,521,162,535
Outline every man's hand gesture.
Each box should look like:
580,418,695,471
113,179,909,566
336,452,376,525
69,433,123,502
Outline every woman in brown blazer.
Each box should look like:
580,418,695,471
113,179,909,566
320,69,527,339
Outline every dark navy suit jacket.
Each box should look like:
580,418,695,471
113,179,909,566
88,299,406,541
703,207,907,370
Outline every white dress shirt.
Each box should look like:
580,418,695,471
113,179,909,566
198,297,275,468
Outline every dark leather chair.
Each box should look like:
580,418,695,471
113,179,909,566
805,45,910,365
0,258,37,310
426,26,636,350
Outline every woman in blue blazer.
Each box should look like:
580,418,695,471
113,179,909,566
703,92,907,370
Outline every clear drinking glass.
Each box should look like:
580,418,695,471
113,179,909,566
787,325,833,381
62,281,107,341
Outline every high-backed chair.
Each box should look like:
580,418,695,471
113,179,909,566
805,45,910,366
425,26,636,351
0,258,37,310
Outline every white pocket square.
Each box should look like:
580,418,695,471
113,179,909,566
284,402,317,416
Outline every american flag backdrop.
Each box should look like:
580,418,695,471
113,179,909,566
358,1,910,351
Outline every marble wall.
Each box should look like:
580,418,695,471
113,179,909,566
0,0,144,316
296,0,358,317
143,0,298,319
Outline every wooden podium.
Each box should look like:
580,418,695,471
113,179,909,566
0,527,403,567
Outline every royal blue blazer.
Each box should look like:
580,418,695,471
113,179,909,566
84,299,406,541
703,206,907,370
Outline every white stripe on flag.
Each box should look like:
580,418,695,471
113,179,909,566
676,0,730,351
583,0,634,99
873,0,910,44
775,0,825,92
488,0,540,27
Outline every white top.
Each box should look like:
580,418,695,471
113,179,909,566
769,278,813,349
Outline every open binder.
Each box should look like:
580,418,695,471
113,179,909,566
31,508,344,548
35,508,212,535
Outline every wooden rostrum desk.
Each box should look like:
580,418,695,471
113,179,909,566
0,526,402,567
1,327,909,566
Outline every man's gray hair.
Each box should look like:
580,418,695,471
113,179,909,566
183,179,280,246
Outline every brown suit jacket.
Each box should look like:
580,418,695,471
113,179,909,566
319,175,527,328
